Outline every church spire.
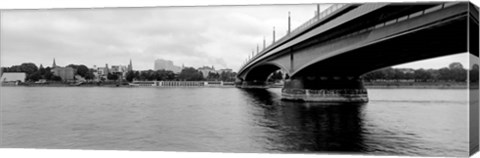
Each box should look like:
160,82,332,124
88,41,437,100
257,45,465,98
52,58,57,68
128,59,133,71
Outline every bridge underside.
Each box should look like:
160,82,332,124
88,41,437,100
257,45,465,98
237,3,477,102
237,64,282,88
294,14,468,78
282,13,468,102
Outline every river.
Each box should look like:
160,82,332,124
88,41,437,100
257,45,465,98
0,87,470,156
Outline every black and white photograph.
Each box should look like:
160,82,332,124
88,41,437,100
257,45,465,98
0,0,479,157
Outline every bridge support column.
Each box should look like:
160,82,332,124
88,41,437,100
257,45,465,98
235,80,270,89
281,76,368,102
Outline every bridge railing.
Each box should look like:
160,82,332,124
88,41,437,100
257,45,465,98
290,4,346,35
325,2,457,45
243,4,347,68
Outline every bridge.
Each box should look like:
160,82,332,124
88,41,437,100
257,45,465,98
236,2,479,102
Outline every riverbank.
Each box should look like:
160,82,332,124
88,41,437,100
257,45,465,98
364,81,468,89
1,81,236,88
1,81,472,89
4,82,128,87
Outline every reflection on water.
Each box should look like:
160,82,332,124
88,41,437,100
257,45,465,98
240,89,365,153
0,87,469,156
239,88,468,156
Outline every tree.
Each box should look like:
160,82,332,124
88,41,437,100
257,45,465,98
449,63,466,82
207,72,220,81
42,67,55,80
220,72,229,81
20,63,38,75
15,63,39,81
413,69,432,82
449,62,464,70
126,71,136,82
163,70,176,80
436,63,467,82
153,70,175,81
134,71,140,80
39,64,45,75
470,64,479,83
67,64,89,78
84,69,95,80
29,71,42,81
107,73,119,81
218,71,237,81
76,65,90,77
267,71,283,82
437,67,452,81
51,75,62,81
138,71,151,81
361,69,385,81
178,67,204,81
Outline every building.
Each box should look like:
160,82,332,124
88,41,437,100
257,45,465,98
198,66,216,78
217,68,233,74
52,67,75,81
154,59,182,73
91,65,107,81
111,65,129,79
1,72,26,82
111,65,127,73
93,60,132,81
50,58,75,81
97,67,108,76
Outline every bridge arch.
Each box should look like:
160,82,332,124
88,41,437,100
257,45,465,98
244,63,289,82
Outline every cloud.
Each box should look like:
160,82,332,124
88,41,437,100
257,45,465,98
1,4,325,71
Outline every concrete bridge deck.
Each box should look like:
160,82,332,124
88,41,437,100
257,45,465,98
236,2,478,102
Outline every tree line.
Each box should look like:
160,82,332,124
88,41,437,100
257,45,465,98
126,67,237,82
4,62,477,83
2,63,238,82
361,62,479,82
1,63,97,82
1,63,60,81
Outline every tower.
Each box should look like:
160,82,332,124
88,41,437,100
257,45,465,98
52,58,57,68
256,44,259,53
317,4,320,18
272,27,276,44
287,12,291,34
105,63,109,74
128,59,133,71
263,37,266,49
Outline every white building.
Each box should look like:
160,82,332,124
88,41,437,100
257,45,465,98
1,72,26,82
198,66,215,78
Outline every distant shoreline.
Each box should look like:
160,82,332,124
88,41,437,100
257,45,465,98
1,82,237,88
2,81,472,89
364,82,468,89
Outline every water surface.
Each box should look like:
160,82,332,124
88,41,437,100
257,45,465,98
0,87,469,156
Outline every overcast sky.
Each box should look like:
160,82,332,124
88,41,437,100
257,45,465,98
0,3,471,71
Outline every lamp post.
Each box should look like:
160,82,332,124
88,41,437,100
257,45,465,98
287,12,291,34
272,27,276,44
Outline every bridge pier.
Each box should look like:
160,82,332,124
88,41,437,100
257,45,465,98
281,76,368,103
235,81,270,89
